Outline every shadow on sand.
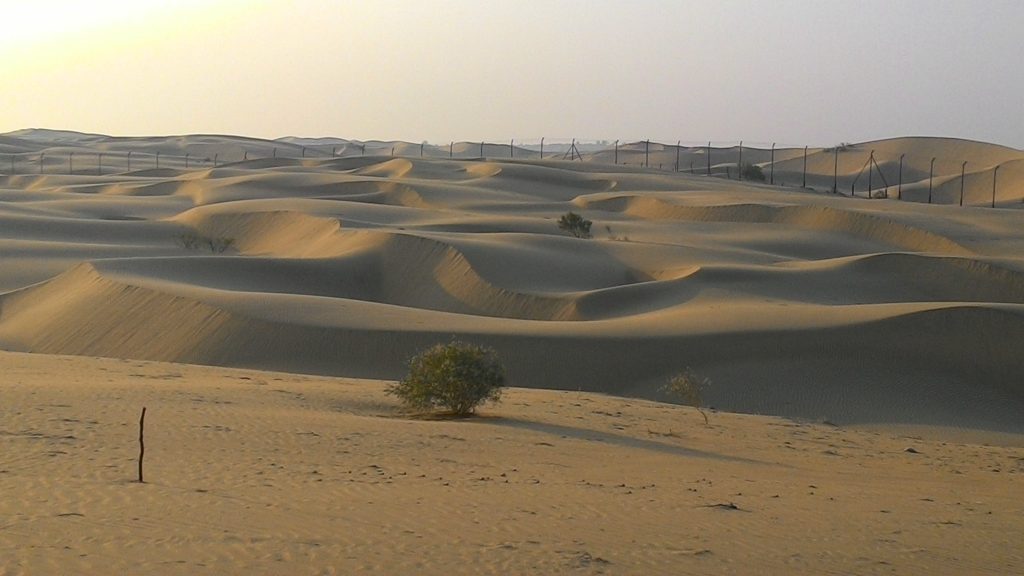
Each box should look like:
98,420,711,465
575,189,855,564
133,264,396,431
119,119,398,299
477,416,776,466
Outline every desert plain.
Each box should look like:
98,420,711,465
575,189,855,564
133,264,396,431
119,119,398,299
1,130,1022,574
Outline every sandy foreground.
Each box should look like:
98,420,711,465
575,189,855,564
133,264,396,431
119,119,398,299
1,351,1021,576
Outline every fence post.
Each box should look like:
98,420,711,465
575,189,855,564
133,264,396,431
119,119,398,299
675,140,680,172
480,141,483,158
214,153,218,168
738,140,743,180
613,140,617,165
802,146,807,188
770,142,775,185
510,139,514,159
833,147,838,193
992,165,1000,208
302,147,306,158
928,157,936,203
959,161,967,206
897,153,904,199
706,141,711,175
644,139,649,168
540,137,545,160
867,150,874,197
185,153,190,169
39,153,44,175
450,141,453,158
69,152,74,175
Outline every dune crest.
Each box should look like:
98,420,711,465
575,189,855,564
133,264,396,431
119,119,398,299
2,131,1024,432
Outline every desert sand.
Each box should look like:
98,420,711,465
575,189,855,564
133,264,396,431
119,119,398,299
1,130,1022,574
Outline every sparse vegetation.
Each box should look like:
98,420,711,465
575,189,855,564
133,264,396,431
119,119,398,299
604,224,629,242
558,211,592,239
387,341,505,417
741,163,766,182
176,232,235,253
661,369,710,425
824,142,854,153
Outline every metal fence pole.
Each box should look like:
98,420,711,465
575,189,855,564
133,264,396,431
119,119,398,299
928,157,936,204
867,150,874,197
959,161,967,206
833,147,838,193
802,146,808,188
738,140,743,180
897,154,904,200
992,165,1000,208
770,143,775,185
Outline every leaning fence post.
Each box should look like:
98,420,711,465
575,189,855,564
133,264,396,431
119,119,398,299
928,157,936,203
867,150,874,197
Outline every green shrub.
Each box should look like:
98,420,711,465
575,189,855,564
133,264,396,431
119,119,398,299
661,369,710,425
388,341,505,416
175,232,235,253
558,211,592,238
741,163,766,182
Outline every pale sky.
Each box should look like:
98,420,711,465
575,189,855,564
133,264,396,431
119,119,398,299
2,0,1022,148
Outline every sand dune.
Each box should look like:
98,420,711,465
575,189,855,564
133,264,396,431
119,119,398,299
2,131,1024,574
2,132,1024,436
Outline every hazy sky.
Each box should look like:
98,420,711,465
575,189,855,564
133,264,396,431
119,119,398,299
2,0,1022,148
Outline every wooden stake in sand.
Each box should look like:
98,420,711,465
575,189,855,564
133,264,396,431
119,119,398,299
138,407,147,483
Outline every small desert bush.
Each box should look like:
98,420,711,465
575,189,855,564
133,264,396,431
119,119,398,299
176,232,235,253
741,163,766,182
558,211,592,239
387,341,505,417
661,369,710,425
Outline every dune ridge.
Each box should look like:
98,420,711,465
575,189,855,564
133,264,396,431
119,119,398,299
2,132,1024,433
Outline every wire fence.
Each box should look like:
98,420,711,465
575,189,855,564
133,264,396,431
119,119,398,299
1,138,1019,208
